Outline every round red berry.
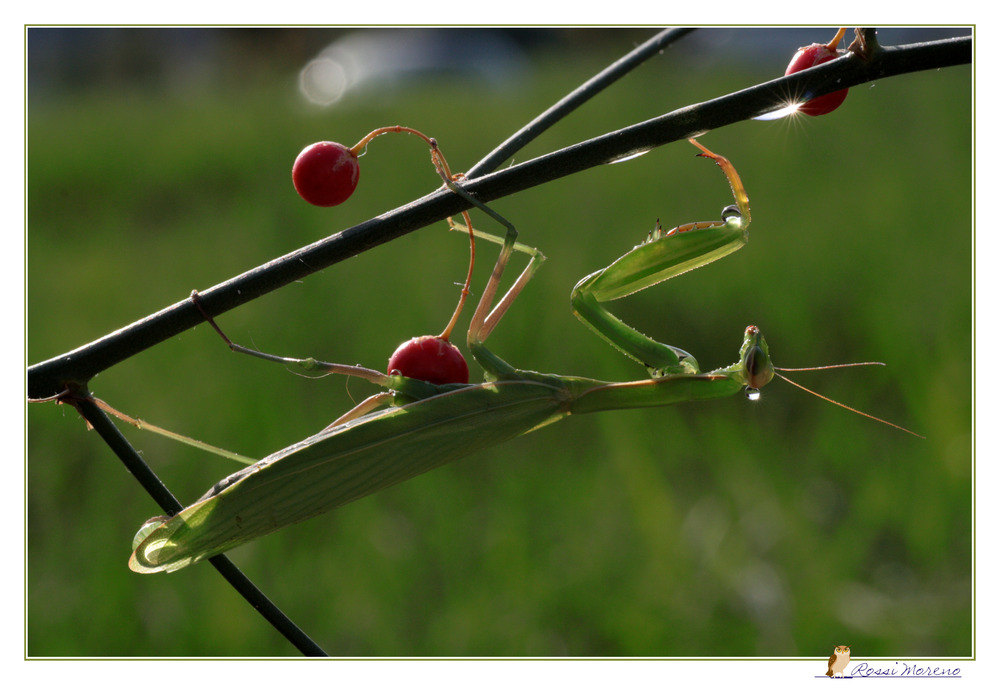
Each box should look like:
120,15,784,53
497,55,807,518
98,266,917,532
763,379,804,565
387,335,469,385
292,141,360,207
785,43,848,116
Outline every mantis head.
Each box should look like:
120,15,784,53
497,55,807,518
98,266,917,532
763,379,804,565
738,325,923,437
739,325,774,400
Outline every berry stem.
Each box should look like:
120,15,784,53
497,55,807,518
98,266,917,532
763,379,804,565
347,126,476,344
349,125,437,158
428,143,475,342
825,27,848,52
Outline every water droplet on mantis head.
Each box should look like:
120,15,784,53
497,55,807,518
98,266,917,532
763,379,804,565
745,387,761,401
720,204,739,219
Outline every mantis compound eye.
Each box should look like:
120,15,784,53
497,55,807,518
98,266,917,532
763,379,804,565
744,343,774,393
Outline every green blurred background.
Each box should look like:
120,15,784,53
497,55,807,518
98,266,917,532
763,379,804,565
27,28,972,656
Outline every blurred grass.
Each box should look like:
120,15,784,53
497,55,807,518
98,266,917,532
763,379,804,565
27,29,971,657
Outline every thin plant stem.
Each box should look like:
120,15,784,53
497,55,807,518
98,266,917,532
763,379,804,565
465,27,695,178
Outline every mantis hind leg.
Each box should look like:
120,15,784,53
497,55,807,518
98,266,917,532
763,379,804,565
191,290,391,386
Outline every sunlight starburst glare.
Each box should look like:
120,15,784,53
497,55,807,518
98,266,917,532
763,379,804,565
753,102,803,121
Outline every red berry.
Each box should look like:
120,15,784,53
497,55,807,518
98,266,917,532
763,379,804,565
784,43,848,116
292,141,360,207
387,335,469,385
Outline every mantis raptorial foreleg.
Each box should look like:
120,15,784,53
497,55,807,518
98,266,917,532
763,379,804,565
570,139,751,377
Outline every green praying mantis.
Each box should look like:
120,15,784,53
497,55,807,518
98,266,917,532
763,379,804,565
129,138,916,574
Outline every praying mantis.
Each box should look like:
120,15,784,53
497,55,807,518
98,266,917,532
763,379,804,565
129,138,915,574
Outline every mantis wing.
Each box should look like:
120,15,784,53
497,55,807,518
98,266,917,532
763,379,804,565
130,380,568,573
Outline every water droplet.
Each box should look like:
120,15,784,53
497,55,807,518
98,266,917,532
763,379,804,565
745,387,761,401
720,204,737,219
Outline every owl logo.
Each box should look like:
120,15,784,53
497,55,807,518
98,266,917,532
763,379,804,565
826,645,851,678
